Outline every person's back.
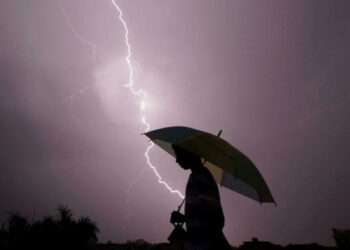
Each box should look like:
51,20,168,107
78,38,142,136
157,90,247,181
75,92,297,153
171,145,231,250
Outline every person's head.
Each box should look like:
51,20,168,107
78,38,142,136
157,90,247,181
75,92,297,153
172,145,202,171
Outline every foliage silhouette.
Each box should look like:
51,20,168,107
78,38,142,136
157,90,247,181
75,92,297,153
0,206,99,250
0,207,343,250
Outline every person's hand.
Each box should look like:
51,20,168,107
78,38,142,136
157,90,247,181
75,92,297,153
170,211,185,225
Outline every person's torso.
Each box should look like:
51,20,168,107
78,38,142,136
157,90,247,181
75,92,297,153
185,167,226,248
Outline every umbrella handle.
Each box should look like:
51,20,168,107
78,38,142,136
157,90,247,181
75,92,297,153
177,129,223,212
177,198,185,212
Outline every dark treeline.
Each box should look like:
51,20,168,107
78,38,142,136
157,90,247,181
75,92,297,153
0,206,99,250
0,206,347,250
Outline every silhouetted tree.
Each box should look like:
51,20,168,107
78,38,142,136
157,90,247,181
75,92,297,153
6,212,29,249
75,216,99,242
30,215,60,250
0,206,99,250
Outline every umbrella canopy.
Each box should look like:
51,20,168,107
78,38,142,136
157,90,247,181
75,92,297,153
144,126,276,205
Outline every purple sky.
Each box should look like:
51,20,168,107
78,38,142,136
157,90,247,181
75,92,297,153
1,0,349,246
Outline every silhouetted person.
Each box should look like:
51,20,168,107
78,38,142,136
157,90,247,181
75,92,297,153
171,145,231,250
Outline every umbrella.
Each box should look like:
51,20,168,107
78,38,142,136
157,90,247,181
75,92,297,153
144,126,276,205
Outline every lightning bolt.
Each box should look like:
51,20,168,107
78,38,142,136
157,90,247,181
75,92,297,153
59,0,98,101
298,94,350,123
111,1,184,220
59,0,96,63
60,0,184,222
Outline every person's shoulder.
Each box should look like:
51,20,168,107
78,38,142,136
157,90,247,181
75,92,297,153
199,166,214,178
192,167,215,183
202,166,212,174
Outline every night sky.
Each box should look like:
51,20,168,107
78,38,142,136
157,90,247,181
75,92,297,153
1,0,349,246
